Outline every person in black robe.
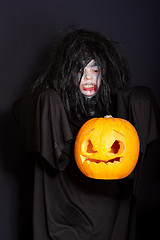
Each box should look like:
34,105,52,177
13,29,160,240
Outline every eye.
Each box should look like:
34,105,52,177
108,140,125,154
86,140,97,153
73,68,83,75
91,68,100,73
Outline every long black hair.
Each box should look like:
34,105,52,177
32,29,130,121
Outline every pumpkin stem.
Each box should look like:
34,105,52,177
104,115,113,119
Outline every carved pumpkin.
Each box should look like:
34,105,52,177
74,116,140,179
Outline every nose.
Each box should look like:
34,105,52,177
84,70,92,80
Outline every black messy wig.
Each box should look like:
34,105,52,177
32,29,130,121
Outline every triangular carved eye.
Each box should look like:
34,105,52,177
87,140,97,153
109,140,124,154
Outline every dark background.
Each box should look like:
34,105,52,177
0,0,160,239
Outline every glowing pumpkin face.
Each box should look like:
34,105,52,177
74,116,140,179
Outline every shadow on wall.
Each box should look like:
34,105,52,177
0,111,34,240
0,36,56,240
136,138,160,240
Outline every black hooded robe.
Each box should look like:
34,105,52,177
13,86,160,240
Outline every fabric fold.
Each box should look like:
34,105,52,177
13,89,73,170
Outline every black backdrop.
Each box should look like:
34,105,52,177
0,0,160,239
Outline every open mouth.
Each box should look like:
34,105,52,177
83,84,97,92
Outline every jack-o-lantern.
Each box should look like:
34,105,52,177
74,116,140,179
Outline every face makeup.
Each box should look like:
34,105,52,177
79,60,101,97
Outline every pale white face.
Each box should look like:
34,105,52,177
79,60,101,97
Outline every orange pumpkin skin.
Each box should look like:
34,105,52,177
74,116,140,179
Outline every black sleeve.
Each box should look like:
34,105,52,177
117,86,160,154
13,89,73,170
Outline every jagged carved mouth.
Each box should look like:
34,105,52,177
81,139,124,165
84,157,122,164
